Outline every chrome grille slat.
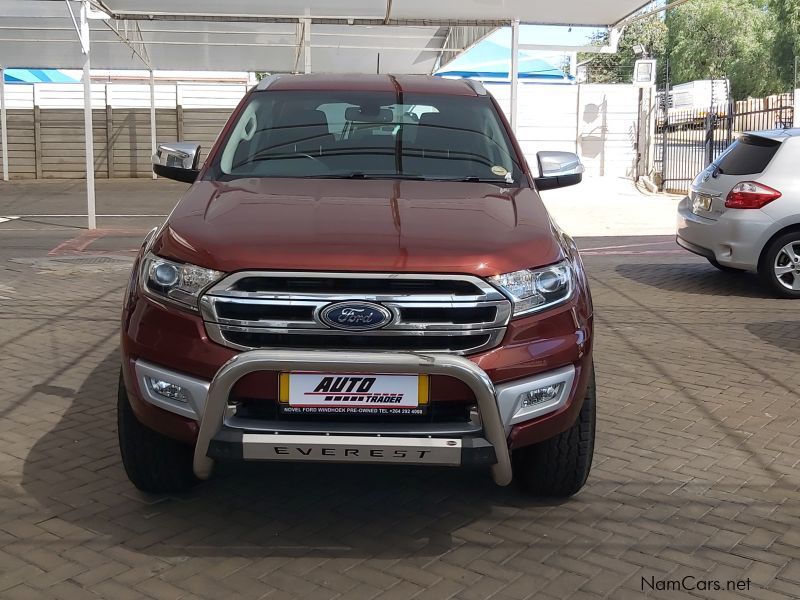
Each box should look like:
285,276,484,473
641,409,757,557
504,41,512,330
227,272,493,298
207,290,497,302
201,272,511,355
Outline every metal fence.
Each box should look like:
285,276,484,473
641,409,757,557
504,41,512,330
0,82,247,179
655,92,795,194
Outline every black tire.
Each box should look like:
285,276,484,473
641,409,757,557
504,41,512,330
118,371,199,493
758,231,800,299
512,365,596,497
707,257,745,274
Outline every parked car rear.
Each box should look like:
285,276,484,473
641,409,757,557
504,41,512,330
677,129,800,297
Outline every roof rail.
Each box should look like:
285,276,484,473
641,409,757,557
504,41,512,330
464,79,487,96
255,74,285,91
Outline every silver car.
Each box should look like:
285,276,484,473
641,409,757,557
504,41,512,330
677,129,800,298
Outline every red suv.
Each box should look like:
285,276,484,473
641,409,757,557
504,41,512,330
119,74,595,497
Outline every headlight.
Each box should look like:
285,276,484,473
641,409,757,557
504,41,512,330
489,260,573,316
141,252,224,310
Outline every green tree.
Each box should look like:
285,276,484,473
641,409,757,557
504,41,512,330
770,0,800,89
578,14,667,83
666,0,781,99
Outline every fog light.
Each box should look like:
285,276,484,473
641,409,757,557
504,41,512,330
148,378,191,403
519,382,564,407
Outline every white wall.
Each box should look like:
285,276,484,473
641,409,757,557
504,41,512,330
486,82,640,178
2,82,246,109
177,84,248,109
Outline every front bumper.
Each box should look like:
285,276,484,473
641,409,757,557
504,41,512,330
131,350,578,486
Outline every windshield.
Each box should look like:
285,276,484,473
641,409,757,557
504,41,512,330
209,90,524,185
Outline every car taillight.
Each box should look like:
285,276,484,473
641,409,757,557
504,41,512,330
724,182,781,209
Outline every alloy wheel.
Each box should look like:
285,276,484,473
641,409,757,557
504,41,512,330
774,240,800,291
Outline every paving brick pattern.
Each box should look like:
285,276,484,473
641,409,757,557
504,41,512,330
1,248,799,599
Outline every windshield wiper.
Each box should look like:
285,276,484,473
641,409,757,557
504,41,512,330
305,173,427,181
430,176,512,184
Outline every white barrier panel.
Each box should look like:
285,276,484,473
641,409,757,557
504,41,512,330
6,82,248,109
177,84,249,109
34,83,107,109
4,83,34,109
107,84,177,108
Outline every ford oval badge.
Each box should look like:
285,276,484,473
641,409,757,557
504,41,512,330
319,301,393,331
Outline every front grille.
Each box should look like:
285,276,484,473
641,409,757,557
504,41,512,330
234,276,484,297
224,331,493,352
398,306,497,324
200,272,511,355
215,302,314,322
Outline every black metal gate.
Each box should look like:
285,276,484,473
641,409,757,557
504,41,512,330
655,76,794,194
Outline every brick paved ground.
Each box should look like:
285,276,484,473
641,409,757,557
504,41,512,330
0,182,799,599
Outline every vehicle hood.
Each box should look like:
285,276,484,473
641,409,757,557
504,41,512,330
153,178,565,277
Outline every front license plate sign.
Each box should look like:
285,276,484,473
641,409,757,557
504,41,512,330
281,372,428,416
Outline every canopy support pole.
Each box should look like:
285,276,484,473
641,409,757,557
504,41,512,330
83,56,96,229
71,0,96,229
568,52,577,77
149,69,157,179
302,18,312,74
510,19,519,132
1,66,8,181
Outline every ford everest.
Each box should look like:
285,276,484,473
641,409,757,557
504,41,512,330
119,74,595,497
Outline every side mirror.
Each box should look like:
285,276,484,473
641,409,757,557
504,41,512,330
535,151,584,191
152,143,201,183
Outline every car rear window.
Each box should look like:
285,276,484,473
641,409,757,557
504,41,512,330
714,135,781,176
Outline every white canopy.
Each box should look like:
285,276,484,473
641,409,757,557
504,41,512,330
97,0,647,27
0,0,648,73
0,0,650,228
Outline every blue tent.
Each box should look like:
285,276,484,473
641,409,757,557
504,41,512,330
3,69,78,83
436,40,573,83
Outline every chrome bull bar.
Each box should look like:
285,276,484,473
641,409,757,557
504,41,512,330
193,349,513,486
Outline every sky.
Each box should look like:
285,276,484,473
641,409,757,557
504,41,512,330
445,24,605,75
495,25,603,46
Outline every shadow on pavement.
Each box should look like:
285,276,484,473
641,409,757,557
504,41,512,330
614,262,771,298
746,321,800,354
21,349,539,559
